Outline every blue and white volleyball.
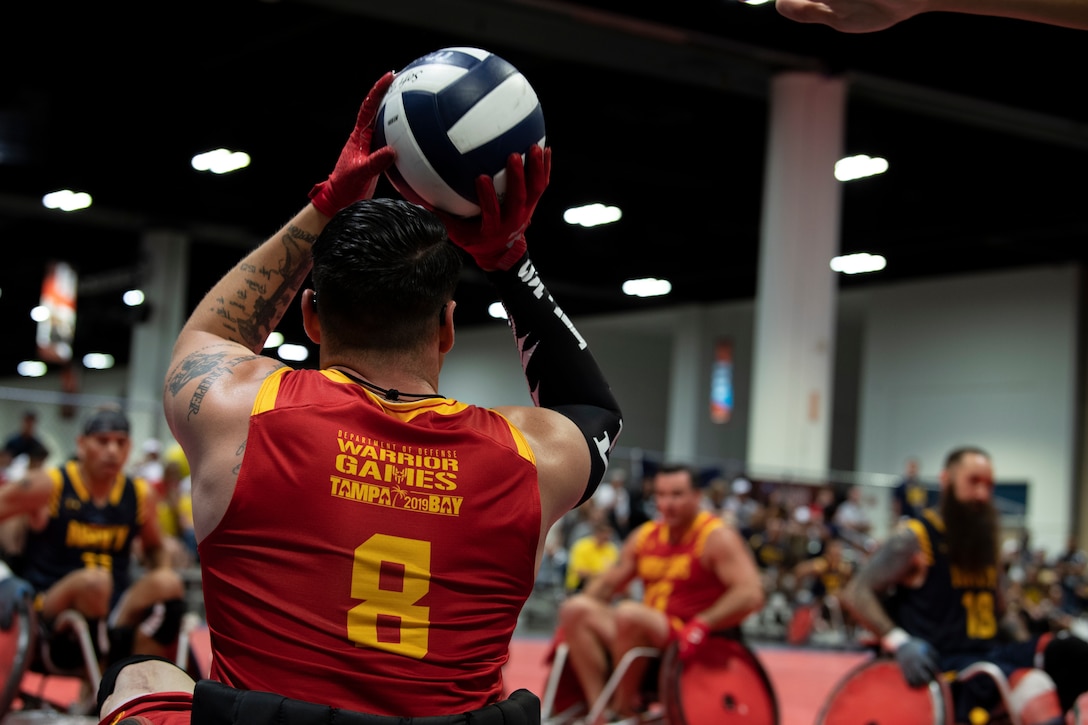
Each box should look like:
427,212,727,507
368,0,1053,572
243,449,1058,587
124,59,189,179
374,47,546,218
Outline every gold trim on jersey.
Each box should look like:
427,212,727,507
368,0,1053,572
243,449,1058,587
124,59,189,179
252,368,535,465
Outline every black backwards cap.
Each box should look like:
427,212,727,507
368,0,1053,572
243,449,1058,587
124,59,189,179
82,408,130,436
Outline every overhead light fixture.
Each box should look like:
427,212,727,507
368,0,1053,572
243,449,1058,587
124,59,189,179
830,252,887,275
835,155,889,182
264,331,285,348
123,289,145,307
191,148,251,174
488,302,508,320
622,278,672,298
277,343,309,362
83,352,115,370
17,360,47,378
42,190,92,212
563,203,622,228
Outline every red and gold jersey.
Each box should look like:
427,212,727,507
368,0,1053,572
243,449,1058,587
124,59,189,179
199,368,541,715
633,511,726,630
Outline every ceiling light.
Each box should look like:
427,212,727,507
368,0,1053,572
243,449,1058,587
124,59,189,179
83,352,115,370
277,343,309,361
563,203,622,228
191,148,251,174
42,190,92,212
622,278,672,298
835,155,889,182
122,289,145,306
17,361,47,378
830,252,887,274
488,302,508,320
264,331,285,348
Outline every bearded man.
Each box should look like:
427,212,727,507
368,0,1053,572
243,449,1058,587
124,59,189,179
840,446,1088,724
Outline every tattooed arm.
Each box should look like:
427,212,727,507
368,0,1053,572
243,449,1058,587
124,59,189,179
839,526,925,638
162,72,395,541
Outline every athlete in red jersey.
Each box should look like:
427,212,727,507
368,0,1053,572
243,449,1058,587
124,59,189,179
558,464,765,723
99,68,622,725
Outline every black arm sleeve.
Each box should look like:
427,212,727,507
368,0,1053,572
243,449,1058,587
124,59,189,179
487,253,623,505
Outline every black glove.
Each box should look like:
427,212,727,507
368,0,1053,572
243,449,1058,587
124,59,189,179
0,575,34,630
883,627,939,687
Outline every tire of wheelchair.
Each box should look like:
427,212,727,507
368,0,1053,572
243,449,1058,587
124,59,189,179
815,657,955,725
658,635,779,725
0,596,38,716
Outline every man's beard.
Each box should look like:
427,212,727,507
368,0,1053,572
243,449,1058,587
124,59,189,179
941,491,999,572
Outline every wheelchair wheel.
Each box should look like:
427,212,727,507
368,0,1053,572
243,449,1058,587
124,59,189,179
0,594,37,716
815,657,954,725
659,635,779,724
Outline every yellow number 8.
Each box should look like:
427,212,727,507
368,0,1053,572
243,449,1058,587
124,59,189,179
348,534,432,659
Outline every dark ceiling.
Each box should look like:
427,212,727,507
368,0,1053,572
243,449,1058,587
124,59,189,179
1,0,1086,378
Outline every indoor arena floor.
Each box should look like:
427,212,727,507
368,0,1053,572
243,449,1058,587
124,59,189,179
2,625,870,725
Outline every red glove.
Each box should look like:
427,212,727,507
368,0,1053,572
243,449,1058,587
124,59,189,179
676,618,711,662
308,71,397,217
436,144,551,272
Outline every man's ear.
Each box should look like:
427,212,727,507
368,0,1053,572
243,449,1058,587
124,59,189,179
301,289,321,344
439,300,456,354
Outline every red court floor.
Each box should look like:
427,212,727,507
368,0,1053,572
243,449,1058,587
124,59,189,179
3,626,870,725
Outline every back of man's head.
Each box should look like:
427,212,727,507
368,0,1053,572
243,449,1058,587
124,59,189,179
311,198,462,351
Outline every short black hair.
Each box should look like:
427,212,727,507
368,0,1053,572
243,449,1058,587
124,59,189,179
82,407,130,436
311,198,462,351
655,463,700,489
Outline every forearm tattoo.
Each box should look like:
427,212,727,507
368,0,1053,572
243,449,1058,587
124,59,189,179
212,224,316,350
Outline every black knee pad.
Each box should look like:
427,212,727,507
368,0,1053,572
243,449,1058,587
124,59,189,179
1042,633,1088,713
97,654,182,712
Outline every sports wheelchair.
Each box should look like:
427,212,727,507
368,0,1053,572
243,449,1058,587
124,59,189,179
0,580,202,720
816,654,1059,725
541,631,778,724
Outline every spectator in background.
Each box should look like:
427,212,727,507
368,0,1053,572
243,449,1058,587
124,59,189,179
565,520,620,595
832,485,875,552
625,473,656,531
156,456,197,569
592,468,631,538
134,438,166,495
4,410,48,463
892,456,927,523
723,476,762,539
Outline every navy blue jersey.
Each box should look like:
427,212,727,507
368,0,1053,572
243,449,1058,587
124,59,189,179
885,509,997,656
21,461,147,607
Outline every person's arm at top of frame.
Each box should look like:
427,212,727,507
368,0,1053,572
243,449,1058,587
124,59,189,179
775,0,1088,33
436,148,624,531
675,524,765,661
162,72,396,532
840,525,941,686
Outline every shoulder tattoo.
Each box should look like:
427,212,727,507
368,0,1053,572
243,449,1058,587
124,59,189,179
165,346,283,419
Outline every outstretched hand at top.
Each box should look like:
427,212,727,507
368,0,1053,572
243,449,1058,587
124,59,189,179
775,0,929,32
308,71,398,217
436,144,551,272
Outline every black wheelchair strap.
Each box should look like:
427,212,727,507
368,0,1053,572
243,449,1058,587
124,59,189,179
191,680,540,725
